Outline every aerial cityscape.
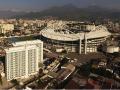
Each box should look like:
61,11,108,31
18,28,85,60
0,0,120,89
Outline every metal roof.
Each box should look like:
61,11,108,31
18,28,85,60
41,25,111,41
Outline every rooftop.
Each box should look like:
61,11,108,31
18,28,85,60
41,25,111,41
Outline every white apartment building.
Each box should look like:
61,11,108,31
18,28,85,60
0,24,14,34
4,40,43,81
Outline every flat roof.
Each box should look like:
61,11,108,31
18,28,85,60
7,35,38,43
12,39,43,46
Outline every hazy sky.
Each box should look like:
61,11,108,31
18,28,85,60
0,0,120,11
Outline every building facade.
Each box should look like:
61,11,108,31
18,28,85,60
41,24,111,54
0,24,14,34
5,40,43,81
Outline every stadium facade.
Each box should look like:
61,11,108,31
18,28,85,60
41,23,111,54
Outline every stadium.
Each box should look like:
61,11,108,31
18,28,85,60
41,23,111,54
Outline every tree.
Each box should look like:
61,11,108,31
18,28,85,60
79,63,92,76
11,79,19,85
0,33,4,37
0,74,3,85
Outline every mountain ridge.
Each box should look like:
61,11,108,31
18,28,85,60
0,4,120,20
0,10,26,18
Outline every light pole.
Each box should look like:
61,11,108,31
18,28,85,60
84,33,87,54
79,38,82,54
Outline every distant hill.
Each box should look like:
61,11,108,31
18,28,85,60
0,10,26,18
5,4,120,20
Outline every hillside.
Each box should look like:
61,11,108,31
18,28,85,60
0,10,26,18
6,5,120,20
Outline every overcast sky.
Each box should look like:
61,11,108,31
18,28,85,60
0,0,120,11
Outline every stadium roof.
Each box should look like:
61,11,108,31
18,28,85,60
41,25,111,41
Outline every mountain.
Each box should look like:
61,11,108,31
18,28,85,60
12,4,80,19
0,10,26,18
10,4,120,20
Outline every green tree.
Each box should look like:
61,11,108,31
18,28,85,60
11,79,19,85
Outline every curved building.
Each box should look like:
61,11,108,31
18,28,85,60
41,23,111,54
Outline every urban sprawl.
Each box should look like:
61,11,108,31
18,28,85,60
0,19,120,89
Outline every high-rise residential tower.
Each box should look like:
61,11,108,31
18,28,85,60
4,40,43,81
